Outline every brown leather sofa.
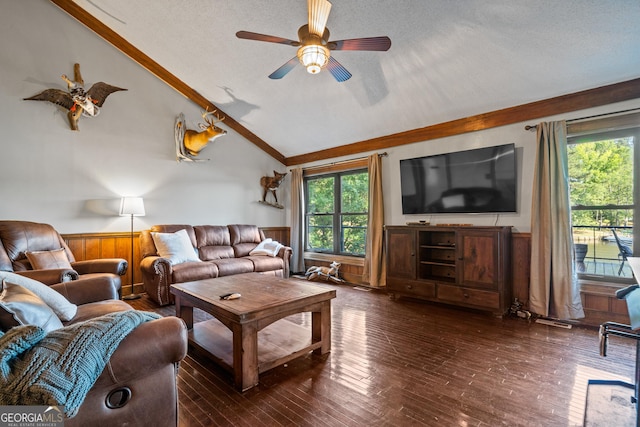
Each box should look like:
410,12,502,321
140,224,292,306
0,220,127,292
0,273,188,426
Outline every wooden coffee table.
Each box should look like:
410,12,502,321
170,273,336,391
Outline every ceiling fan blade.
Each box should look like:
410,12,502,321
329,36,392,51
268,57,299,79
236,31,299,46
308,0,332,37
326,57,352,82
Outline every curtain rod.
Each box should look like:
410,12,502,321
524,107,640,131
290,152,388,172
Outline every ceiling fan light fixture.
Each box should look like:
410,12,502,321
297,44,330,74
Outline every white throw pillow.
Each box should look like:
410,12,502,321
0,271,77,321
249,238,284,257
0,280,64,332
151,229,202,265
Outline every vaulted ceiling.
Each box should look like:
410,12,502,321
55,0,640,165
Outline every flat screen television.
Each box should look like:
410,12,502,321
400,143,516,214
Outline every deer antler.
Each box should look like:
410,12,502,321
201,108,225,127
195,108,226,130
201,107,213,119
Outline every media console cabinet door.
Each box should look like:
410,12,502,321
386,227,416,280
458,229,499,290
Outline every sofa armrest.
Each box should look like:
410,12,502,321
65,316,187,427
71,258,128,276
277,246,293,277
93,316,188,387
50,275,119,304
15,268,78,284
140,256,174,306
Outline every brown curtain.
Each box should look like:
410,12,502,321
290,167,306,274
362,153,386,287
529,121,584,319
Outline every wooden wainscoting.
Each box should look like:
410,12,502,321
62,231,143,295
512,232,631,326
579,280,631,326
511,232,532,308
260,227,290,247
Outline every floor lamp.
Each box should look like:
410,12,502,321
120,197,145,300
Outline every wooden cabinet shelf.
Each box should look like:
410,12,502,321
385,225,512,316
421,261,454,267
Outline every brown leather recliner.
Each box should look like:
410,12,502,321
0,220,127,293
61,279,187,427
3,274,188,426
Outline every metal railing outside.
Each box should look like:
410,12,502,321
573,225,634,278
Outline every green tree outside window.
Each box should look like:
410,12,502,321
305,169,368,256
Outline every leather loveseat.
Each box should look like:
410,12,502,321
0,272,187,427
0,220,127,293
140,224,292,306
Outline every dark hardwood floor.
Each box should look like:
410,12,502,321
127,281,635,426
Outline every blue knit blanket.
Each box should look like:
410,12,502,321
0,310,160,417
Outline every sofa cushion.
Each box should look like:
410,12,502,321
228,224,263,257
200,246,235,260
233,243,260,258
209,258,255,276
151,229,201,265
228,224,263,245
171,261,218,284
64,299,132,325
194,225,234,260
0,271,77,321
246,255,285,273
194,225,231,246
25,248,73,270
151,224,197,246
0,280,63,332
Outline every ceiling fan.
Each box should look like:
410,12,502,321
236,0,391,82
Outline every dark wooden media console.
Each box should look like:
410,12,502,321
385,225,512,316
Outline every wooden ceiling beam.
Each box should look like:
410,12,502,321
50,0,286,164
284,78,640,166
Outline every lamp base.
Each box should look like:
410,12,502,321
123,293,142,300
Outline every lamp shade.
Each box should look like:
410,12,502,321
119,197,145,216
297,44,330,74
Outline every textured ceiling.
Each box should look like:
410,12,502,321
72,0,640,159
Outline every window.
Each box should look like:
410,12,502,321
568,124,639,282
305,169,368,256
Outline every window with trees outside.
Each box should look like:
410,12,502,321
568,124,639,282
305,168,368,256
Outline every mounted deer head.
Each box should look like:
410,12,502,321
182,108,227,157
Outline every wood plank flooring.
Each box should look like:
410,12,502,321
127,281,636,426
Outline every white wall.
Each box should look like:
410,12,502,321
291,98,640,234
0,1,287,234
